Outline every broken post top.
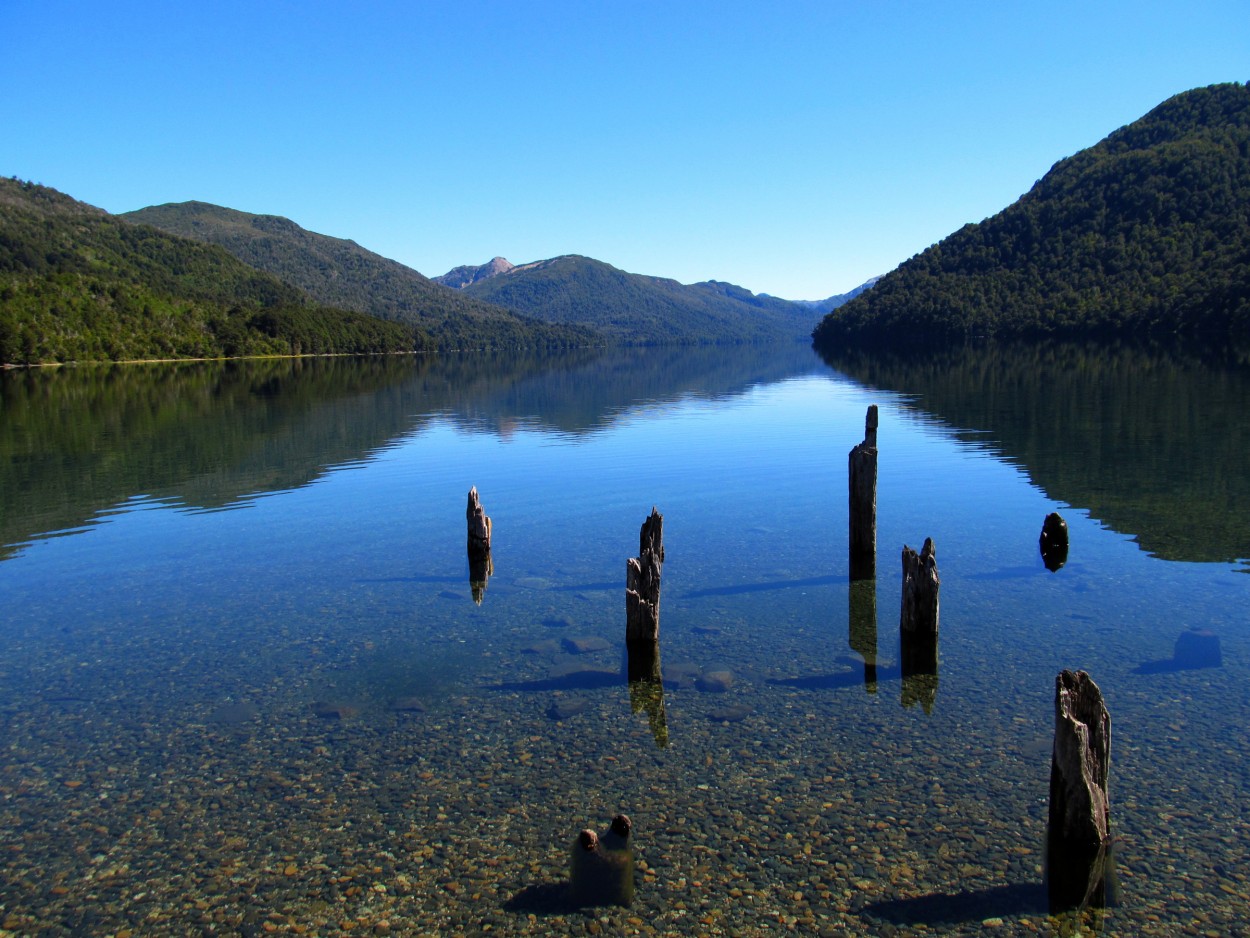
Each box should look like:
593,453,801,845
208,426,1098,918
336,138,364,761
467,486,492,550
627,507,664,644
639,507,664,564
903,537,938,581
865,404,878,448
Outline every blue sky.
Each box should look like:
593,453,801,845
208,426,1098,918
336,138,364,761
3,1,1247,299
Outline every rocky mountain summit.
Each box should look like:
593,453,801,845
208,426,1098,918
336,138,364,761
433,256,515,289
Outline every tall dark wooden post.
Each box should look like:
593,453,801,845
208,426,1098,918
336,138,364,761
1047,669,1112,913
625,508,667,747
849,405,878,581
626,508,664,643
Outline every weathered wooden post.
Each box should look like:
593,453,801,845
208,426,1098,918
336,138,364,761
1047,669,1112,913
900,538,939,712
625,508,667,747
466,487,493,605
1040,512,1069,572
626,508,664,643
849,405,879,581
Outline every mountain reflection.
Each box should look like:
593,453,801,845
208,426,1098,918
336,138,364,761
1,343,821,558
818,339,1250,568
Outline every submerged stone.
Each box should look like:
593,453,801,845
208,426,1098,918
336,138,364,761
697,670,735,693
521,639,561,655
1173,628,1222,668
208,701,259,725
312,701,359,720
563,636,611,654
548,698,590,720
662,663,702,689
389,696,426,712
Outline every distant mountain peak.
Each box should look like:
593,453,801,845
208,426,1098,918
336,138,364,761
434,256,514,289
119,205,596,349
450,252,825,344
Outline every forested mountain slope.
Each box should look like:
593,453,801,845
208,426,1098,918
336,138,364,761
813,82,1250,346
122,202,598,350
0,179,421,364
454,254,821,344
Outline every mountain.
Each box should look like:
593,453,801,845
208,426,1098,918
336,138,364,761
433,256,515,289
0,179,422,364
444,254,823,344
813,82,1250,347
779,277,880,315
121,204,597,351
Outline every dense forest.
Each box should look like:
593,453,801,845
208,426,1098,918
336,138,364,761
0,179,426,364
813,82,1250,346
122,202,599,351
457,254,821,344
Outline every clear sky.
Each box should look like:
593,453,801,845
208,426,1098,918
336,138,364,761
3,1,1247,300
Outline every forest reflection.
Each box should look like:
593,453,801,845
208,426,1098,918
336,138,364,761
819,339,1250,567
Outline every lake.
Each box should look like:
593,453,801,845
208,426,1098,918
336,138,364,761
1,341,1247,937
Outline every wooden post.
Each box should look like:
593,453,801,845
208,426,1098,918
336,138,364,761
466,487,493,605
1047,669,1112,912
849,406,878,581
626,508,664,643
900,538,939,712
900,538,939,643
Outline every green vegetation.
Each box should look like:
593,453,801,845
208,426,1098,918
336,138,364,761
813,82,1250,347
0,179,427,364
122,202,599,350
457,255,821,344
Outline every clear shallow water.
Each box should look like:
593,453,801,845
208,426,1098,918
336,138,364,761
1,344,1247,936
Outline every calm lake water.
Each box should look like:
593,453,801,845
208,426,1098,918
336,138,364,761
1,342,1247,937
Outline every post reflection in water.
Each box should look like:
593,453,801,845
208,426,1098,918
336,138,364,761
900,616,940,713
848,578,879,693
468,551,493,605
626,640,668,749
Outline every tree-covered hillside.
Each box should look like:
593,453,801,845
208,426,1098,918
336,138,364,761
0,179,425,364
457,254,820,344
813,82,1250,347
122,202,599,350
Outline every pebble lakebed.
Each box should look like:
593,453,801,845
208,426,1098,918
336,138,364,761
3,577,1248,938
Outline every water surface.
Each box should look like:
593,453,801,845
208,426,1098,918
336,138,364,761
1,343,1247,936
